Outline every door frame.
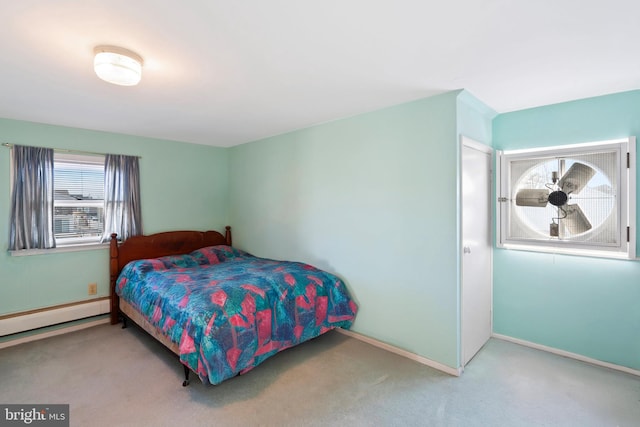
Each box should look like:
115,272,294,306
459,135,494,369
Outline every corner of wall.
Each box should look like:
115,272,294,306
456,90,497,146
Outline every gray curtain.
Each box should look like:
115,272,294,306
9,145,56,250
101,154,142,242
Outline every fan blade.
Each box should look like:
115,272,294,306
558,162,596,194
515,189,549,207
562,204,592,234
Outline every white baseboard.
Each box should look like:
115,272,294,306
0,298,110,337
336,328,462,377
492,333,640,378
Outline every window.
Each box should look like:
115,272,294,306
9,145,142,253
497,137,636,259
53,153,105,246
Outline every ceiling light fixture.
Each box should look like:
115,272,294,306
93,45,143,86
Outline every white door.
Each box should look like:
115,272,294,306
461,137,492,366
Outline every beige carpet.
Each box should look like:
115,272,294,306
0,323,638,426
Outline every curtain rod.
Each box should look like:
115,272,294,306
1,143,141,159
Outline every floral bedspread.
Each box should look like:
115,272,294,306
116,245,358,385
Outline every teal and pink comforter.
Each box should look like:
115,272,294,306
116,245,357,385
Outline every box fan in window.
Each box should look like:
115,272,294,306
497,137,635,259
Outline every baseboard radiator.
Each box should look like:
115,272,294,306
0,298,110,337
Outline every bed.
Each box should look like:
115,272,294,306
109,227,358,386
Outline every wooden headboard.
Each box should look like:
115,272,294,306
109,227,232,325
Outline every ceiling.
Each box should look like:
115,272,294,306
1,1,639,148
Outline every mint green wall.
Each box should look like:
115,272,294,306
0,118,228,315
456,90,497,146
493,90,640,370
229,92,462,368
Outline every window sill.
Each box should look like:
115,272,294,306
498,243,638,261
9,243,109,257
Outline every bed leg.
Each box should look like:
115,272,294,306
182,365,190,387
121,316,128,329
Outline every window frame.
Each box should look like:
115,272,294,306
496,137,636,260
53,152,106,248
